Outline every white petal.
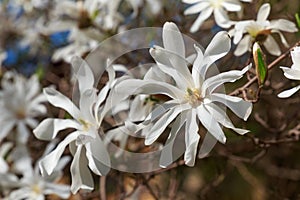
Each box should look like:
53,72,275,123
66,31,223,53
263,35,281,56
43,88,80,119
205,103,249,135
182,0,201,3
291,47,300,66
0,120,15,141
234,34,252,56
44,183,70,199
149,47,192,89
190,7,213,33
271,30,289,48
25,75,40,101
202,64,251,95
269,19,298,33
79,89,97,122
214,8,232,28
221,1,241,12
71,56,95,94
85,133,111,176
184,109,200,166
197,105,226,143
115,79,185,100
210,93,253,120
163,22,185,58
40,132,79,176
17,121,30,144
33,118,80,141
278,85,300,98
280,67,300,80
192,45,205,86
184,2,210,15
70,145,94,194
257,3,270,22
203,31,231,75
198,132,217,158
145,104,189,145
159,112,187,168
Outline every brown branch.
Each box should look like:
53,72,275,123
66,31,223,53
230,41,300,96
100,176,106,200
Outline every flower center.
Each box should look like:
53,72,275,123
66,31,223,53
31,184,42,195
15,109,26,119
210,0,223,8
78,118,92,131
185,88,203,107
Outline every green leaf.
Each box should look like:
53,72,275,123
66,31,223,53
295,13,300,29
253,43,267,87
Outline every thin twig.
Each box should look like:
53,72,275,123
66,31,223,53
100,176,106,200
230,41,300,96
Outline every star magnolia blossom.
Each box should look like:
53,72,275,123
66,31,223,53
33,56,118,193
182,0,251,33
0,72,47,143
230,3,298,56
115,22,252,167
3,143,70,200
278,46,300,98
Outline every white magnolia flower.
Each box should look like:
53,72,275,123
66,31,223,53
182,0,251,32
0,72,47,143
0,142,13,174
230,3,298,56
278,46,300,98
115,22,252,167
33,56,121,194
3,143,70,200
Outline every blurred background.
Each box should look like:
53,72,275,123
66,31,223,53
0,0,300,199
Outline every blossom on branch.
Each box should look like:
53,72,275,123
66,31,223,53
229,3,298,56
182,0,251,33
115,22,253,167
278,46,300,98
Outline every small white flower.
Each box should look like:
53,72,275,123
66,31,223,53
278,46,300,98
116,22,252,167
33,56,120,194
3,143,70,200
182,0,251,32
0,72,47,143
230,3,298,56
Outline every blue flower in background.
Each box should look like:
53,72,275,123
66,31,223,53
50,30,70,48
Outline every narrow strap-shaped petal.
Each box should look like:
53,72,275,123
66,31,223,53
70,145,94,194
0,120,15,142
269,19,298,33
198,132,217,158
202,31,231,75
145,104,190,145
214,7,232,28
234,34,252,56
190,7,213,33
202,64,251,96
205,103,249,135
44,88,80,119
40,132,79,176
163,22,185,59
184,2,210,15
160,112,187,168
33,118,80,140
184,109,200,166
257,3,270,22
197,104,226,143
278,85,300,98
192,45,204,87
115,78,186,100
221,1,241,12
210,93,253,120
79,89,97,122
44,182,71,199
150,46,193,89
263,35,281,56
280,67,300,80
85,132,111,176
